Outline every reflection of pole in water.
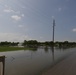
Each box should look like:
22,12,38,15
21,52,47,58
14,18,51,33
51,47,54,61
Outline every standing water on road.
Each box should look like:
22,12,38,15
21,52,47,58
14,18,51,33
0,47,76,75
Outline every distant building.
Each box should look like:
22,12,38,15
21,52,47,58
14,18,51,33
18,43,24,47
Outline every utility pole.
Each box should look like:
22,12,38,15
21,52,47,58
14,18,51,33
53,19,55,44
52,19,55,61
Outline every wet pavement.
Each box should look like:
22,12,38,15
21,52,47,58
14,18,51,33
42,52,76,75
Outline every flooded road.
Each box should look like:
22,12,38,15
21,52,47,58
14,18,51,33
0,47,76,75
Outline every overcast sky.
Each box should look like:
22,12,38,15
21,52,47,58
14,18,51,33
0,0,76,42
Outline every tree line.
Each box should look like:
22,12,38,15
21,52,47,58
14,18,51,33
23,40,76,48
0,40,76,48
0,41,19,46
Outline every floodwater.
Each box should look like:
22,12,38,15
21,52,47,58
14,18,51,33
0,47,76,75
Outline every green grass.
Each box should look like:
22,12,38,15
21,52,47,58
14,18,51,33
0,46,30,52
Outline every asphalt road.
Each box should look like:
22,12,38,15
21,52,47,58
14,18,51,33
41,52,76,75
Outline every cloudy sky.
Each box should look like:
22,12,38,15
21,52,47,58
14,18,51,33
0,0,76,42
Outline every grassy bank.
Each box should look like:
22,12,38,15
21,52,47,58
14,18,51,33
0,46,30,52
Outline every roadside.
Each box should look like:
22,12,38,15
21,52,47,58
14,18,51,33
41,52,76,75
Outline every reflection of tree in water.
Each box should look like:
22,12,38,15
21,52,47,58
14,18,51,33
51,47,54,61
44,46,49,53
29,47,38,52
29,47,38,59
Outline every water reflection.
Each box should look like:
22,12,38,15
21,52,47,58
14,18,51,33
44,46,55,61
51,47,54,61
24,47,38,52
0,47,75,75
11,57,15,61
44,46,49,53
29,47,38,52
